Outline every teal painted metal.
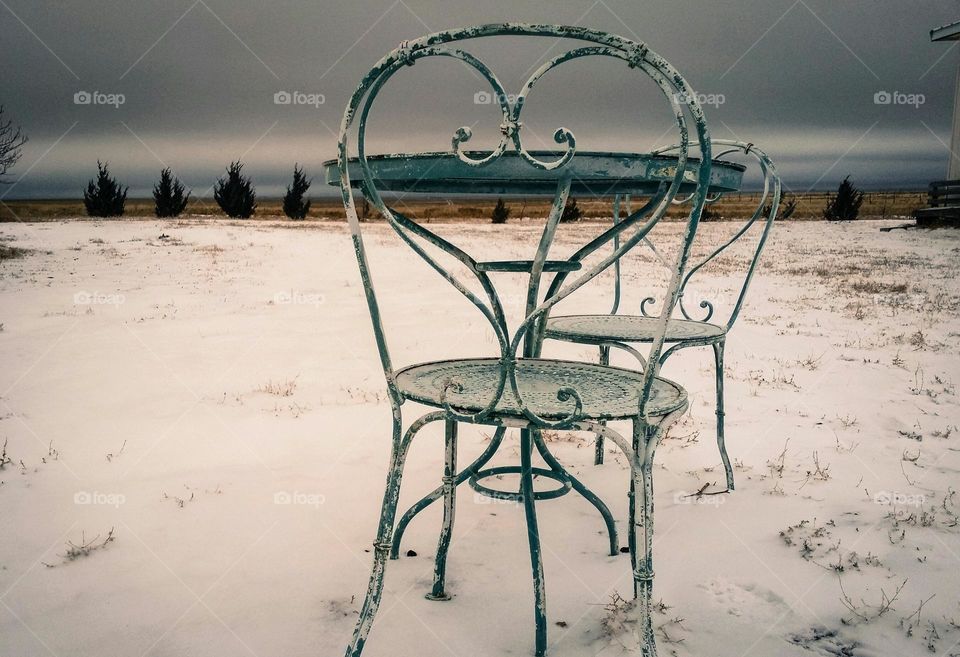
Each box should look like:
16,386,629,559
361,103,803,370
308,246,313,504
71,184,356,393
323,150,744,196
544,141,783,488
426,419,457,601
390,426,506,560
336,23,715,657
476,260,582,273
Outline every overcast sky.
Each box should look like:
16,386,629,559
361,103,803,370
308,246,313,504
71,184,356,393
1,0,958,198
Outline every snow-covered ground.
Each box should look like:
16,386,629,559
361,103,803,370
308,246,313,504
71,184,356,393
1,218,959,657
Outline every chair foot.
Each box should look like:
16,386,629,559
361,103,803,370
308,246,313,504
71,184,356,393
635,579,659,657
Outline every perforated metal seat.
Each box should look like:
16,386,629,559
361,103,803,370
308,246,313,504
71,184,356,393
545,314,725,345
395,357,687,421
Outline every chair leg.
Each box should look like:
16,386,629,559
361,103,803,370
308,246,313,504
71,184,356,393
426,420,458,601
712,340,734,491
391,427,505,559
344,415,409,657
522,428,547,657
531,430,618,556
627,476,636,570
630,420,661,657
594,345,610,465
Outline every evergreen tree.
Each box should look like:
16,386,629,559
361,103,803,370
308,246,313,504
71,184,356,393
359,195,372,222
823,176,864,221
153,168,190,217
282,165,311,220
700,206,720,222
214,161,256,218
83,161,127,217
491,197,510,224
560,197,583,223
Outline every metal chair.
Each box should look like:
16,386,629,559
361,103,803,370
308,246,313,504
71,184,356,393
335,24,713,657
544,140,782,489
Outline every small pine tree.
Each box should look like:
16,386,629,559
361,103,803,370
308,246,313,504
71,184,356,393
359,195,372,222
153,168,190,217
700,206,720,222
560,197,583,223
214,161,256,218
282,165,311,220
83,161,127,217
491,197,510,224
823,176,864,221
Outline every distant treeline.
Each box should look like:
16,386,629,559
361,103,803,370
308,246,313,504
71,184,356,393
1,190,925,223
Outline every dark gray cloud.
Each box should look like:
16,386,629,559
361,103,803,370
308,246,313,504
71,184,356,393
1,0,957,198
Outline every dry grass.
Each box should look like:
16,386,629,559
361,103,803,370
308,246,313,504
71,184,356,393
256,376,299,397
0,190,927,223
0,244,32,260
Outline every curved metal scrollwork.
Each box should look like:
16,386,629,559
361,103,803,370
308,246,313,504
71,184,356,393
338,24,713,428
649,140,782,329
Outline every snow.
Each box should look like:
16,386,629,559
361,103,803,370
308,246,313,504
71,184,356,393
1,217,958,657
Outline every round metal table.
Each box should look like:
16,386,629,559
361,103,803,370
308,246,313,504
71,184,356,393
324,149,745,196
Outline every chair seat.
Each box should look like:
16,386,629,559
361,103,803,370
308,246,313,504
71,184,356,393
395,357,687,421
544,314,725,344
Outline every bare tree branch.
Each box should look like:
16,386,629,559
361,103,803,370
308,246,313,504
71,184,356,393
0,106,28,183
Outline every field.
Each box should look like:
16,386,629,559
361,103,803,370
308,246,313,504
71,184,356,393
1,217,959,657
0,189,928,223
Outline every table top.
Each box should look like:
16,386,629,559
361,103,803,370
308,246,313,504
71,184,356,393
323,150,745,196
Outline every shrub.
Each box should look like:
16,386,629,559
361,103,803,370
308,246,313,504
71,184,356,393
153,168,190,217
776,195,797,220
823,177,864,221
491,197,510,224
761,194,797,221
560,197,583,223
282,164,311,220
214,161,256,218
83,161,127,217
700,205,720,222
